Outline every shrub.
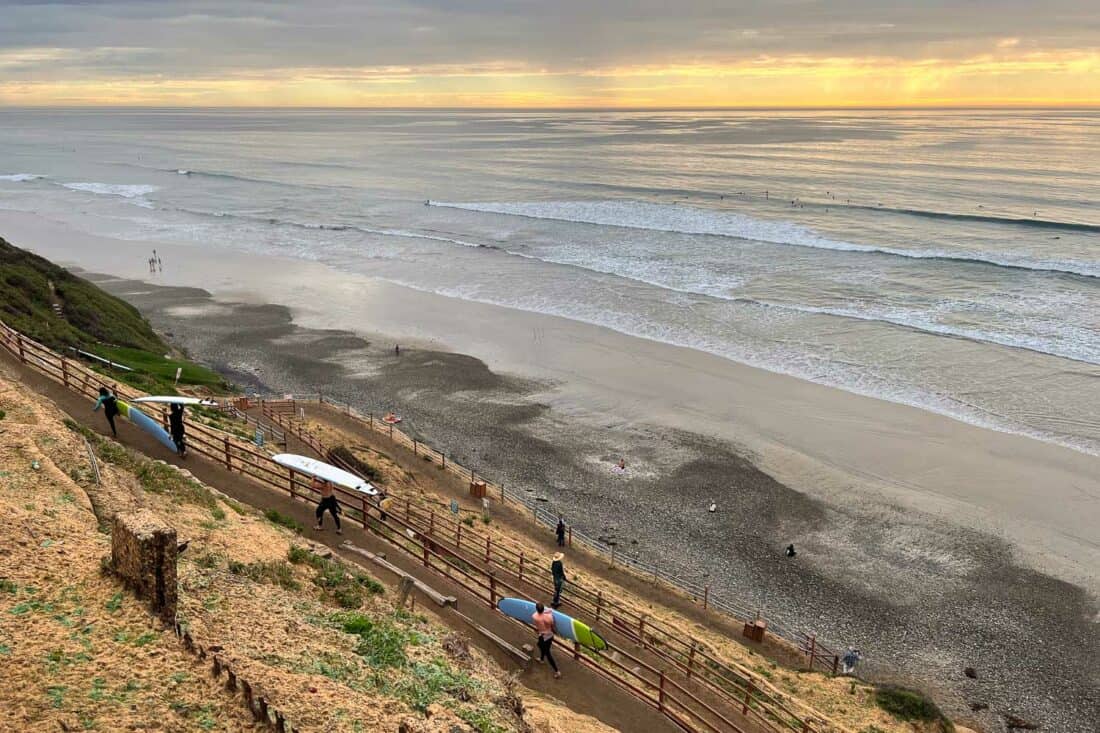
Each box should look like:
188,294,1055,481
264,509,303,534
227,560,300,591
328,446,379,481
339,614,410,668
874,685,953,731
395,661,476,712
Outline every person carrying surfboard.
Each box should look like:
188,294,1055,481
168,403,187,457
532,602,561,679
93,387,120,437
313,477,342,534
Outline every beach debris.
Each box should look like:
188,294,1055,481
708,501,717,513
964,666,978,679
1005,713,1039,730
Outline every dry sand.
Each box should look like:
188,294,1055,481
3,210,1098,732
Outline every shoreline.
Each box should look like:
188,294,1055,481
2,210,1097,591
3,210,1100,729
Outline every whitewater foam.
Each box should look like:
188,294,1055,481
0,173,44,182
432,200,1100,278
62,182,159,199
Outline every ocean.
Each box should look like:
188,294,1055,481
2,107,1098,454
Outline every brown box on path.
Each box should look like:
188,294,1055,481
469,480,487,498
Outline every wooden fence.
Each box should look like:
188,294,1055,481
262,392,840,675
0,319,835,733
261,403,841,733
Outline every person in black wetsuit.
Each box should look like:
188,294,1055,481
93,387,119,437
168,403,187,457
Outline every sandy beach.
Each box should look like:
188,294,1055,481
3,210,1098,730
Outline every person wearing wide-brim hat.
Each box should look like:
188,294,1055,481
551,552,567,608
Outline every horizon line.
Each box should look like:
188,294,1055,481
2,103,1099,112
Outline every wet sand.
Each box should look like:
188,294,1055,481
3,211,1099,731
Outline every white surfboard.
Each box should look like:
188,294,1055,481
272,453,378,496
133,396,220,407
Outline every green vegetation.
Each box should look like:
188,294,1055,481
264,509,304,534
395,660,478,713
0,236,230,393
329,446,379,481
287,546,385,608
227,559,300,591
874,685,953,732
0,236,163,353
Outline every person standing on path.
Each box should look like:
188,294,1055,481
93,387,120,437
555,516,566,547
841,647,862,675
532,602,561,678
313,477,342,534
168,403,187,457
551,552,567,608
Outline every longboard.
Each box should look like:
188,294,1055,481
272,453,378,495
133,396,219,407
497,597,607,651
114,398,178,452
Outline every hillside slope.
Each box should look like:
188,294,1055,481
0,361,618,732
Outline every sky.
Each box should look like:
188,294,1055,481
1,0,1098,107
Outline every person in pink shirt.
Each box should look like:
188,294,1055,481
532,602,560,678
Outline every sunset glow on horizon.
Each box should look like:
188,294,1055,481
2,2,1098,108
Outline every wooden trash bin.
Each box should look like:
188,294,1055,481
743,618,767,642
469,480,487,499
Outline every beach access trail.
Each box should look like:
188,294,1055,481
0,346,682,733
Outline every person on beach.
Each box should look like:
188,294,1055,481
551,552,567,607
168,403,187,457
532,602,561,678
93,387,120,437
841,647,862,675
784,543,797,558
313,477,342,534
555,516,566,547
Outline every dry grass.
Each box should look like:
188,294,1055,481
0,365,612,733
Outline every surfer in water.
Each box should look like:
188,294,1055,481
168,403,187,457
93,387,120,437
532,602,561,678
313,477,342,534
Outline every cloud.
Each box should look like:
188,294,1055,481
0,0,1098,105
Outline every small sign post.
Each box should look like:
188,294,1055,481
174,366,182,385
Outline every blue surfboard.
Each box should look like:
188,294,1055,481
497,597,607,651
115,398,178,452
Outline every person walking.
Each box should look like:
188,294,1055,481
841,647,862,675
551,552,567,608
555,516,566,547
532,602,560,678
93,387,120,437
313,477,341,534
168,402,187,457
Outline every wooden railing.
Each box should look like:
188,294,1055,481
262,393,840,676
0,319,832,733
259,401,840,733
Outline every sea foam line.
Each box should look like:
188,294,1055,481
430,200,1100,279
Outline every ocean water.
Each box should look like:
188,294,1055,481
1,108,1098,453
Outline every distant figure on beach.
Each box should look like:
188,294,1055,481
168,403,187,457
551,552,567,607
555,516,566,547
394,344,400,356
93,387,120,437
841,647,862,674
532,602,561,678
708,501,717,513
313,477,341,534
784,543,797,558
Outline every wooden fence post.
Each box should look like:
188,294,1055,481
441,452,446,469
429,511,435,536
361,497,368,528
687,641,697,679
61,359,70,387
413,439,418,455
703,585,709,610
572,640,580,661
658,671,666,711
488,573,497,608
223,437,231,470
518,552,525,582
17,336,25,363
807,635,817,671
456,523,462,550
485,536,491,563
742,684,752,715
287,468,295,498
595,591,603,623
568,527,573,547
